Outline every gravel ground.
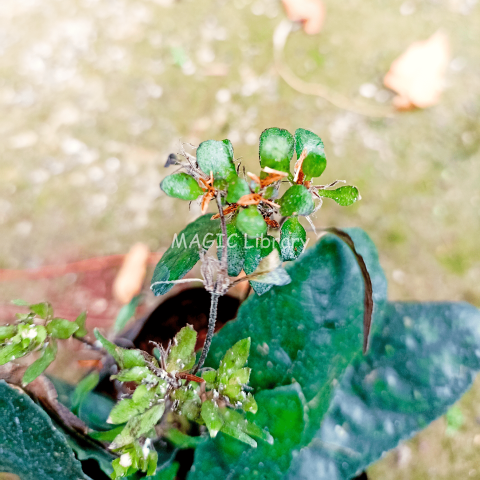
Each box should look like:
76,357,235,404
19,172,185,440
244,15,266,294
1,0,480,478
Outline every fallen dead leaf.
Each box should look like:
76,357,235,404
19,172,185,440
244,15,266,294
113,243,150,304
282,0,326,35
384,31,450,110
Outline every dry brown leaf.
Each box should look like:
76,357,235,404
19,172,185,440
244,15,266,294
384,31,450,110
282,0,326,35
113,242,150,304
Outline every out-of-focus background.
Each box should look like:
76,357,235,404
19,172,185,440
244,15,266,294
0,0,479,478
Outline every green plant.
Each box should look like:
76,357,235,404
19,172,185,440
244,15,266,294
1,127,480,480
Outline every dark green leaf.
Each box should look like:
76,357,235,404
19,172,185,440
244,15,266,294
71,371,100,414
294,128,327,179
30,302,53,319
280,216,307,261
288,301,480,479
190,229,387,477
259,127,294,174
316,185,360,206
166,325,197,372
165,429,206,449
196,139,237,180
279,184,315,217
217,222,245,277
236,206,267,239
114,295,141,334
160,173,204,200
0,381,87,480
47,318,79,339
22,339,57,385
74,311,88,337
151,215,220,296
226,176,250,203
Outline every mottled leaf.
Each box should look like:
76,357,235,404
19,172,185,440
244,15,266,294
196,139,237,180
226,176,250,204
217,222,245,277
279,185,315,216
294,128,327,179
236,206,267,239
316,185,360,206
160,172,204,200
280,216,307,261
259,127,295,174
151,215,220,296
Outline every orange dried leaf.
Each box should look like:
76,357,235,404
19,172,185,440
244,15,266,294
384,31,450,110
282,0,326,35
237,193,262,206
247,172,261,185
113,243,150,304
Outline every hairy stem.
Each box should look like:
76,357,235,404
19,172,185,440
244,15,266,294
193,293,219,373
216,192,228,275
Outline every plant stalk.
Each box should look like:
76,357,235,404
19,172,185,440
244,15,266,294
193,193,228,373
193,293,219,373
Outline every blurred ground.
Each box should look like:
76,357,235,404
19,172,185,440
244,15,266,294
0,0,479,478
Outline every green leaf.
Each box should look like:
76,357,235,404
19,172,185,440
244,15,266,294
74,311,88,337
217,222,245,277
288,301,480,479
259,127,295,174
218,338,250,378
316,185,360,206
151,214,220,296
0,324,17,341
22,339,57,385
244,235,281,295
47,318,79,339
294,128,327,179
236,206,267,239
196,139,237,180
190,229,388,477
0,381,87,480
201,400,224,438
30,301,53,319
71,371,100,414
114,295,141,334
111,366,159,384
166,325,197,372
0,342,29,366
94,329,147,369
280,216,307,261
111,402,166,449
226,176,250,203
12,298,29,306
160,172,204,200
279,184,315,217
